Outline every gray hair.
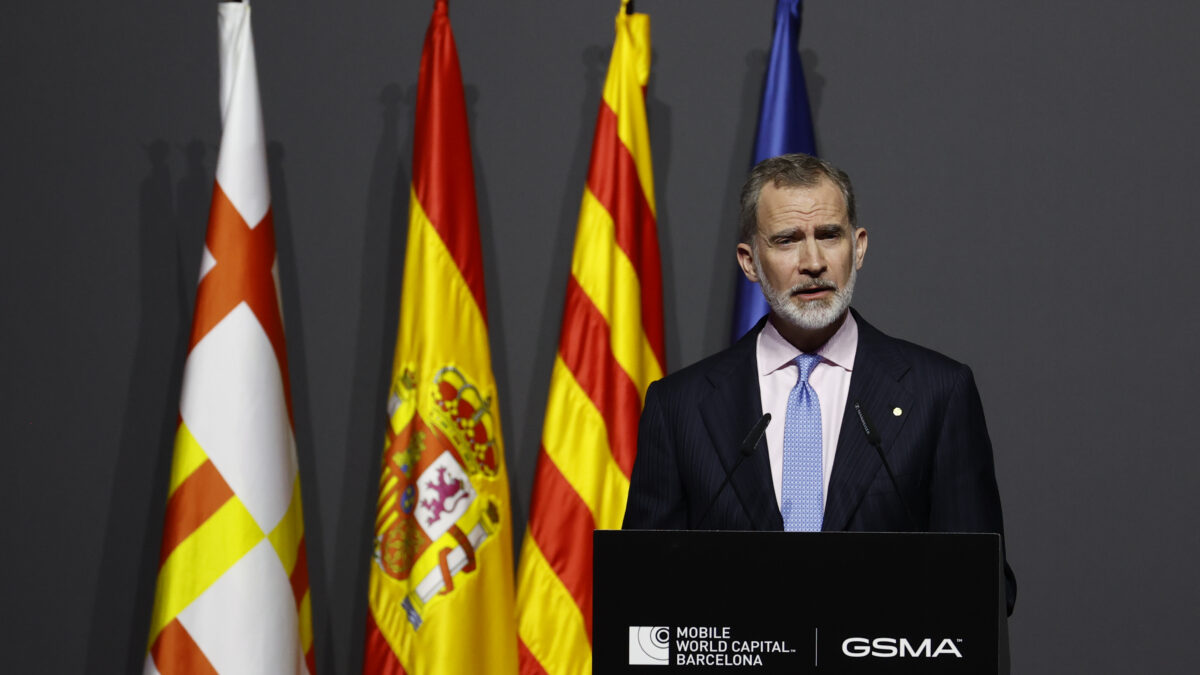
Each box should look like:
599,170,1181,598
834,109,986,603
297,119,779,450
738,153,857,244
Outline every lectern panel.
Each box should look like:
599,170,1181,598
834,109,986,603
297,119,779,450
594,531,999,674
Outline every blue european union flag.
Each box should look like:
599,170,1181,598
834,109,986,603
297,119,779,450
732,0,818,342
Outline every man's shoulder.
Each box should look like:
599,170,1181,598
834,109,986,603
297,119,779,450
855,311,975,386
650,328,758,400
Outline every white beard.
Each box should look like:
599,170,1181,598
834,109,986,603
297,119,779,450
755,254,856,332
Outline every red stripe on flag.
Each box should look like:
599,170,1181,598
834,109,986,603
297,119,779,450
150,619,219,675
517,637,549,675
190,183,294,424
158,459,235,566
291,535,315,675
559,276,640,478
363,610,408,675
411,0,488,321
584,102,665,369
289,535,309,607
527,447,596,643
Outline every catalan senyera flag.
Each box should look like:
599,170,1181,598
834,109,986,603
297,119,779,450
145,3,315,674
362,1,517,673
515,2,665,673
732,0,819,341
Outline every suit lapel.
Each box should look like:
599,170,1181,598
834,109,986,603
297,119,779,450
698,321,783,531
823,312,914,531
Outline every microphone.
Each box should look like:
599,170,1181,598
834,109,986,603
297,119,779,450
853,401,918,531
694,413,771,529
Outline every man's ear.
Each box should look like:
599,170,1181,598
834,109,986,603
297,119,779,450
736,242,759,282
853,226,868,270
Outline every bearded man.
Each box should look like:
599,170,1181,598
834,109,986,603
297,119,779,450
622,153,1016,615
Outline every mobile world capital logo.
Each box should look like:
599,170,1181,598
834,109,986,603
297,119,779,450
629,626,670,665
628,625,793,666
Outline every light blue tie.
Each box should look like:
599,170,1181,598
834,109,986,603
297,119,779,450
781,353,823,532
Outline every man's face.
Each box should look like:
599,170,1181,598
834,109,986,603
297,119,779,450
736,179,868,335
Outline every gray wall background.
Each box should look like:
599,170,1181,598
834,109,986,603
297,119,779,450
3,1,1198,673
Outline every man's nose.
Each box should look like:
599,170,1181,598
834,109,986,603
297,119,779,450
797,240,826,276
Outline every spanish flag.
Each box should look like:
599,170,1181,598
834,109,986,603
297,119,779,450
363,1,518,673
145,3,315,673
515,1,665,672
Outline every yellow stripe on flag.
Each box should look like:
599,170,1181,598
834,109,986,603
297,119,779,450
268,475,305,575
167,422,210,497
515,533,592,675
572,188,664,399
369,529,518,671
396,189,493,378
541,356,630,526
299,590,313,654
147,496,265,645
601,9,655,216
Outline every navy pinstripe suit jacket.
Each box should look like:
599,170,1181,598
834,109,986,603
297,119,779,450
622,309,1017,615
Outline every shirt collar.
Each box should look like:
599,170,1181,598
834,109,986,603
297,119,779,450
757,311,859,376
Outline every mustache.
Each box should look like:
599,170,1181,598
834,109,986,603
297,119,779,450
788,280,838,295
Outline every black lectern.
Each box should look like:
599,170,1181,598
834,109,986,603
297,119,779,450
594,530,1003,674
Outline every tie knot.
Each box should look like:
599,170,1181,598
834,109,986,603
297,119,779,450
794,353,821,382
